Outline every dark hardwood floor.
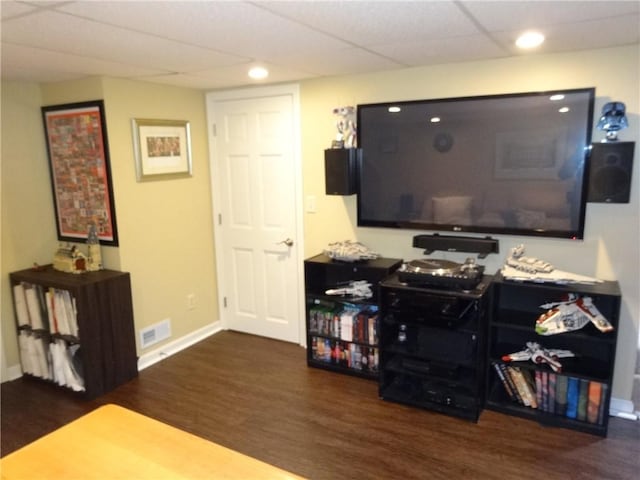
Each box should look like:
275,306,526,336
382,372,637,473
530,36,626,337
2,331,639,479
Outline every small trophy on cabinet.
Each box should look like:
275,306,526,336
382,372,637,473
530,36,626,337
86,222,103,271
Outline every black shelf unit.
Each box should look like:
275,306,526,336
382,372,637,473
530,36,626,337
486,273,621,436
378,273,491,421
304,254,402,379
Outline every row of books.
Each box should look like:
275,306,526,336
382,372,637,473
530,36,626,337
13,282,79,337
310,336,379,373
308,304,378,345
493,362,608,425
18,330,85,392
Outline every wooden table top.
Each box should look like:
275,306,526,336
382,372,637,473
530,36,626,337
0,404,305,479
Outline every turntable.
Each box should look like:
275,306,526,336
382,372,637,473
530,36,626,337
397,257,484,290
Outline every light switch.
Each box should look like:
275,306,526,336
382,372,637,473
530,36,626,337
306,195,317,213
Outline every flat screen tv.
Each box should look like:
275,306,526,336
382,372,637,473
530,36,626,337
356,88,595,239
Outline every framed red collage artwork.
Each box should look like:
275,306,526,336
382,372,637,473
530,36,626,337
41,100,118,246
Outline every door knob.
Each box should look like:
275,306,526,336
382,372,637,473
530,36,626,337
278,238,294,247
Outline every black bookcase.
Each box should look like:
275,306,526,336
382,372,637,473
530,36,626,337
486,273,621,436
304,254,402,379
9,265,138,400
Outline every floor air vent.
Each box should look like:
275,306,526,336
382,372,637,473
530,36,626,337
140,319,171,349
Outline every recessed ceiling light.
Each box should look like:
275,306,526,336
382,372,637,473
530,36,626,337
388,106,401,113
248,66,268,80
515,31,545,49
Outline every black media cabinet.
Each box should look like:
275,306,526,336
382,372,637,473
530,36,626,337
378,273,491,422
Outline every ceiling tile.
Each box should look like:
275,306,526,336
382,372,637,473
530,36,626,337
261,1,481,45
370,34,510,66
1,1,38,20
267,47,405,77
1,43,167,83
185,61,316,89
495,16,640,56
57,1,353,59
2,10,249,72
461,0,640,32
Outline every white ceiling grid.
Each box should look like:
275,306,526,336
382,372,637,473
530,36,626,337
1,1,638,90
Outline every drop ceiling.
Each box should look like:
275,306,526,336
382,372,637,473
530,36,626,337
2,1,639,90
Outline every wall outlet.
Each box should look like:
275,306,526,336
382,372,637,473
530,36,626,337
187,293,196,310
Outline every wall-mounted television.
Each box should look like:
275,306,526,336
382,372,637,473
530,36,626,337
356,88,595,239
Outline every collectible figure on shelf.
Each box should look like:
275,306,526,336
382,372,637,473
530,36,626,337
502,341,574,372
325,280,373,299
536,294,614,335
323,240,379,262
52,244,87,274
86,222,103,271
505,244,554,274
332,106,357,148
501,244,602,285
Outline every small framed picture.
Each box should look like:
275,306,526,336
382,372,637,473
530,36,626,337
132,118,192,181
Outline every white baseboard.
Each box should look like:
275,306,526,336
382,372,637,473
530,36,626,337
609,397,639,421
3,364,23,382
137,321,223,371
2,323,223,383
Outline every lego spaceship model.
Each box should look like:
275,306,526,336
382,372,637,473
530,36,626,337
502,341,574,372
325,280,373,299
323,240,379,263
505,244,554,274
535,294,614,336
501,244,602,284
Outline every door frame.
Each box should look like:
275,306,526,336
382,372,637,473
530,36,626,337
206,84,306,346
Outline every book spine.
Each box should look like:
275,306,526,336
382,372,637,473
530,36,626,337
520,369,538,409
597,383,609,425
555,374,568,416
541,371,549,412
548,373,556,415
494,362,517,401
566,377,579,419
587,381,602,424
510,367,533,407
577,378,589,422
500,364,523,404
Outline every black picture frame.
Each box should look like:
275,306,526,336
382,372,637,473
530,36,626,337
41,100,118,246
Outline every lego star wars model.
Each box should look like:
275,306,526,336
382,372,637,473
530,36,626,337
325,280,373,299
502,341,574,372
536,294,614,335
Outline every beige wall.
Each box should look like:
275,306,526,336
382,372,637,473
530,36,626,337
2,44,638,403
300,45,639,401
1,78,218,376
97,78,218,344
1,82,58,369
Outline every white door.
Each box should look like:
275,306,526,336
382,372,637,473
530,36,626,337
207,85,303,344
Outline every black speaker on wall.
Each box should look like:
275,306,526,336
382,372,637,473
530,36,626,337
587,142,635,203
325,148,360,195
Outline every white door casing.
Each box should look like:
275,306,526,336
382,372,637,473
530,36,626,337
207,85,304,344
